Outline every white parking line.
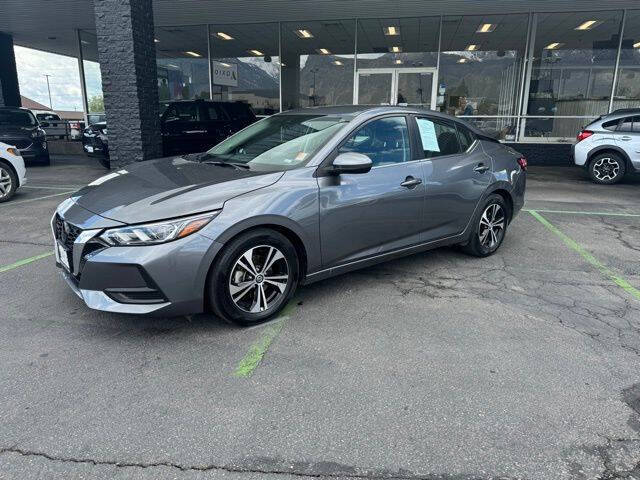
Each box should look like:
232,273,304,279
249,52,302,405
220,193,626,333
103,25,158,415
22,185,82,191
2,191,75,206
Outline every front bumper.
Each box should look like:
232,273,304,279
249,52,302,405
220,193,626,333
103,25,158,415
82,135,109,157
52,200,223,316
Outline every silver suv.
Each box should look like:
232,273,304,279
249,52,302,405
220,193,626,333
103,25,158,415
573,109,640,184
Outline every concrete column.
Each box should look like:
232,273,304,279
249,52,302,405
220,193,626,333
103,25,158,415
0,32,21,107
94,0,162,167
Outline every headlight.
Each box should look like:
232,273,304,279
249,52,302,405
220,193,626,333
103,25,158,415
99,211,219,246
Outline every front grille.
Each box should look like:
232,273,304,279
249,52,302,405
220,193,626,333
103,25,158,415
54,214,82,250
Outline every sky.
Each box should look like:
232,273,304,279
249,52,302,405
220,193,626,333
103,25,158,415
14,46,102,111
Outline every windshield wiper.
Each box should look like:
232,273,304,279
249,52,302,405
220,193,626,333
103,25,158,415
203,160,250,170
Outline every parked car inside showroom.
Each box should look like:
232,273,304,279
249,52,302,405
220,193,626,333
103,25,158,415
0,107,49,165
0,141,27,202
574,108,640,184
52,105,526,325
88,99,257,169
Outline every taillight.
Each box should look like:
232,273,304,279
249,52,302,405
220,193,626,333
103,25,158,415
576,130,593,142
517,157,527,171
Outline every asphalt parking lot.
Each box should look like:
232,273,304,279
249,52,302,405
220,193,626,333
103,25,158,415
1,155,639,480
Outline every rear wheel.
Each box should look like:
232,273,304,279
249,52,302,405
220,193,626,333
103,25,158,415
462,194,508,257
0,162,18,203
589,152,625,184
208,229,299,326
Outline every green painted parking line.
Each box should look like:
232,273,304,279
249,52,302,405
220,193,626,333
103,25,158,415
529,210,640,301
524,208,640,218
0,251,53,273
233,301,297,378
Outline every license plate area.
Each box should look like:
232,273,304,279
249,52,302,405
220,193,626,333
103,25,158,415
57,242,71,272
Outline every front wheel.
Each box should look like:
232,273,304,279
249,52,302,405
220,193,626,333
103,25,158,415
462,194,509,257
208,229,299,326
589,153,625,184
0,162,18,203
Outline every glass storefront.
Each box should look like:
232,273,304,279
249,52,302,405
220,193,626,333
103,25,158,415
79,8,640,143
79,30,104,116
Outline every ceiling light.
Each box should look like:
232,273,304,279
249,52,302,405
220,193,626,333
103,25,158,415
458,58,468,63
333,60,343,65
575,20,602,30
390,46,402,53
466,44,478,51
476,23,497,33
219,62,231,67
383,26,400,36
544,42,563,50
395,59,403,64
248,49,264,56
154,38,159,43
294,29,314,38
214,32,234,40
317,48,331,54
185,51,201,57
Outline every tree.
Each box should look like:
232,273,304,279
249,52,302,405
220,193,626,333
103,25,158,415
87,94,104,113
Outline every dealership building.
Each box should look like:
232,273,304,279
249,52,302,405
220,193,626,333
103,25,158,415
1,0,639,165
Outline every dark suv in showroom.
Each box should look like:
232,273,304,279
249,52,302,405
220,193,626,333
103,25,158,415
85,99,257,168
0,107,50,165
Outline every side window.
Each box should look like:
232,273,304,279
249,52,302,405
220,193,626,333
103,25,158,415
416,117,461,158
207,105,220,121
164,105,180,122
618,117,634,132
339,116,410,167
633,116,640,133
165,103,200,123
456,125,475,152
602,119,619,131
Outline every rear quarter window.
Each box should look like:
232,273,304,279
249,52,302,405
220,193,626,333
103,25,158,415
602,119,620,131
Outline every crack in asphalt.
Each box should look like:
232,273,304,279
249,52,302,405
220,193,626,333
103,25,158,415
0,446,520,479
0,238,52,247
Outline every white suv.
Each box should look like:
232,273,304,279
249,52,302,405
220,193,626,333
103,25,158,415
573,109,640,184
0,141,27,202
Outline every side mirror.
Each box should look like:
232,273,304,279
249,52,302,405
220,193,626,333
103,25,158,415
327,152,373,175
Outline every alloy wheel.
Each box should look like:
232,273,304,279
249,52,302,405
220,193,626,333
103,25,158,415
0,167,12,199
592,157,619,181
228,245,290,313
478,203,505,249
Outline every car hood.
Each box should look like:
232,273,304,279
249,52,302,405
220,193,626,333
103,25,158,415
0,125,37,138
73,157,283,224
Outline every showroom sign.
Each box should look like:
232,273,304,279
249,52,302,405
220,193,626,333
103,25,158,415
213,61,238,87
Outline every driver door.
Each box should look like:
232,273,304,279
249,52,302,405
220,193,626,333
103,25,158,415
317,116,425,268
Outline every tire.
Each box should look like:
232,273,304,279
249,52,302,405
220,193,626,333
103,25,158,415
97,156,111,169
0,162,18,203
39,153,51,166
588,152,626,185
208,228,299,326
462,194,509,257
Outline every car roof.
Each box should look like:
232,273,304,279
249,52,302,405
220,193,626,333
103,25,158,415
0,106,33,112
280,105,490,137
596,108,640,123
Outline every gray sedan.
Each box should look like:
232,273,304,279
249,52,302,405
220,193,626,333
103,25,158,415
52,106,526,325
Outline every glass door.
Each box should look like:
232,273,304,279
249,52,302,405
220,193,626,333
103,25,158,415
355,69,394,105
396,68,437,108
355,68,438,108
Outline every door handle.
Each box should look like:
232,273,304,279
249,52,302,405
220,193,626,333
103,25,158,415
400,176,422,189
620,136,632,141
474,163,490,173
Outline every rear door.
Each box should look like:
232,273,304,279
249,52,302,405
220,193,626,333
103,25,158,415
615,116,640,170
413,116,491,241
161,102,210,155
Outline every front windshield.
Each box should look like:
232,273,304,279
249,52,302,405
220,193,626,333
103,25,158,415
206,114,349,171
0,110,37,127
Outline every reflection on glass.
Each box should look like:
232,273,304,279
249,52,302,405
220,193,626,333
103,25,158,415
282,20,356,109
525,10,622,137
210,22,280,115
612,10,640,111
155,25,210,101
357,72,392,104
439,14,528,118
397,71,434,105
462,117,518,141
